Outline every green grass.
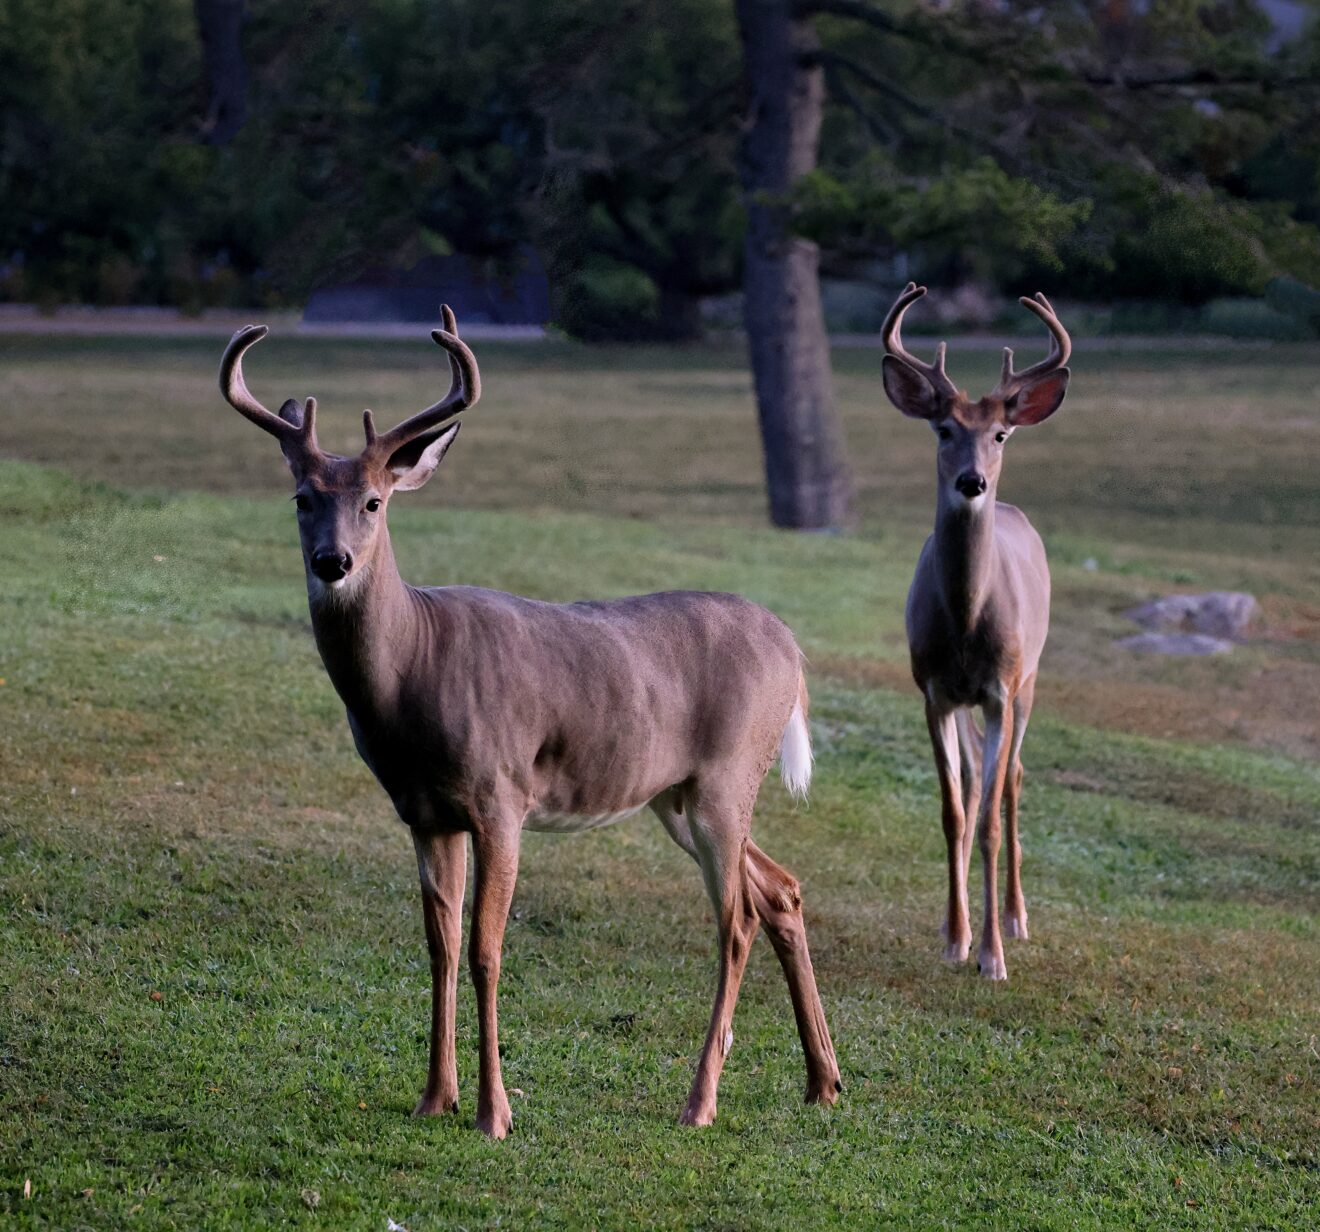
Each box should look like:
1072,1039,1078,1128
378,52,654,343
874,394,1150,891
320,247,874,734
1,334,1318,1228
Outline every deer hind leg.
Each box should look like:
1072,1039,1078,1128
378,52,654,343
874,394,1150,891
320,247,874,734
974,693,1015,981
744,841,841,1106
652,790,841,1111
468,823,521,1139
926,702,972,963
675,792,760,1128
411,828,467,1117
1003,675,1035,942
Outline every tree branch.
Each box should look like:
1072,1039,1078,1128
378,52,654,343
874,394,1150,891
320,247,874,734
818,50,1094,196
799,0,995,62
814,49,941,128
822,65,899,147
1083,68,1320,91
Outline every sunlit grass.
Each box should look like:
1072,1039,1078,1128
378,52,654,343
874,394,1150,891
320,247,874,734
1,332,1318,1228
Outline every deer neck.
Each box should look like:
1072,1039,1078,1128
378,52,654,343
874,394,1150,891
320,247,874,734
933,490,998,632
305,525,421,717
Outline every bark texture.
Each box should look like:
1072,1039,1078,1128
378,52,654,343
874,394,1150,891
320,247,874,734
736,0,852,529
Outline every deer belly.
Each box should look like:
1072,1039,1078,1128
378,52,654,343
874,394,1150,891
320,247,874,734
524,804,647,834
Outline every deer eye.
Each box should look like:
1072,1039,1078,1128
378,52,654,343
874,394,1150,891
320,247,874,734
364,498,381,513
994,431,1007,444
294,493,312,512
936,426,952,441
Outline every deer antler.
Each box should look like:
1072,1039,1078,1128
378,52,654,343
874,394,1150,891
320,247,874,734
881,282,960,400
365,305,481,459
993,293,1071,398
219,324,319,452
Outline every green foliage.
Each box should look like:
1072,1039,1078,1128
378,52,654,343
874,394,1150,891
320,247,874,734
0,0,201,303
790,158,1092,283
1,0,1318,318
555,255,662,342
813,0,1320,307
0,0,740,329
528,1,743,338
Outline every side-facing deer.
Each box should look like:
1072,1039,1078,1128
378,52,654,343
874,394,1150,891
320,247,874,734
216,310,840,1135
879,284,1071,981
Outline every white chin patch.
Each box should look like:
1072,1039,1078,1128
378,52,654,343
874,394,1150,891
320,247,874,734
310,566,369,604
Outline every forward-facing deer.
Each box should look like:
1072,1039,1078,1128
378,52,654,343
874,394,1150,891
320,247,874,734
216,310,840,1135
880,284,1071,981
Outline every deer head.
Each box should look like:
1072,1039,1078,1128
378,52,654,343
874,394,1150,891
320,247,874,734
879,283,1071,508
218,306,481,597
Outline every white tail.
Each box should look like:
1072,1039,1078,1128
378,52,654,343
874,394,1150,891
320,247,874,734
779,697,813,801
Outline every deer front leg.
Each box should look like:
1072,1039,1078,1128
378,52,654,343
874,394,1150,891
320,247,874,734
926,703,971,963
975,693,1015,980
411,829,467,1117
1002,762,1028,940
1003,675,1035,941
955,709,982,893
681,811,760,1128
469,824,520,1139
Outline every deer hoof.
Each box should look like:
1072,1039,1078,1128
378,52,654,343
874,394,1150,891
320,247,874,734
679,1099,717,1128
1004,914,1029,941
805,1075,842,1107
977,952,1008,981
413,1091,460,1117
942,939,971,964
476,1097,513,1139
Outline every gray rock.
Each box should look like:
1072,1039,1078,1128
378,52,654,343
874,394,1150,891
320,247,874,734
1116,632,1235,656
1124,591,1259,639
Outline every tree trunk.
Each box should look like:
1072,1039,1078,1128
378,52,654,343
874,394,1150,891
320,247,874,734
735,0,852,530
194,0,248,145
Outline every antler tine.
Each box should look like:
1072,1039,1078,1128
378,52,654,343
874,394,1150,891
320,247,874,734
997,292,1071,395
368,304,481,457
219,325,320,451
881,282,959,398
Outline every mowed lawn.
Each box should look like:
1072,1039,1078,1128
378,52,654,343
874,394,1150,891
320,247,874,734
1,332,1317,1229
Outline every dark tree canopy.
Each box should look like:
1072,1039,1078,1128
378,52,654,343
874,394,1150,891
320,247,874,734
799,0,1320,303
0,0,1316,324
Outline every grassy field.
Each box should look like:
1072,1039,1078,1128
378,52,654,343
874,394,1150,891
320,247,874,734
1,331,1317,1228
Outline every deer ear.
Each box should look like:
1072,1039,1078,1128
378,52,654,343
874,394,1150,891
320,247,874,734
388,422,460,491
882,355,941,420
1005,368,1069,426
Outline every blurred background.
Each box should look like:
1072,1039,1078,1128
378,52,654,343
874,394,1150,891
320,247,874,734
5,0,1319,530
4,0,1319,335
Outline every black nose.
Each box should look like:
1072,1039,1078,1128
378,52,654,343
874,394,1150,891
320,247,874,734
311,550,352,582
955,472,987,498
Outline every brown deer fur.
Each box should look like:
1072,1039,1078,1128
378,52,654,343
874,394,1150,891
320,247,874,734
216,310,840,1136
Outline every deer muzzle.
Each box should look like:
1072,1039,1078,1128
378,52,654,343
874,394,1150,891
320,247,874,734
955,472,988,499
311,549,353,583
